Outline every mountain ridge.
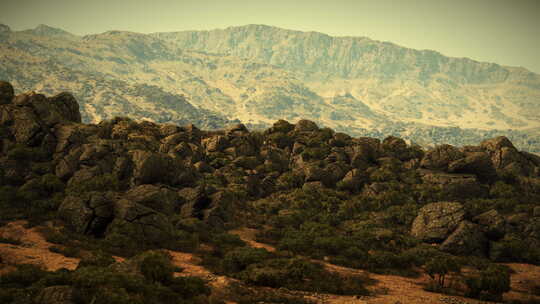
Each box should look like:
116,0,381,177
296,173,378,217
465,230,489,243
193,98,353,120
1,23,539,151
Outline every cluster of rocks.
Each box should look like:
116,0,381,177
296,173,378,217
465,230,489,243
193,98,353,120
411,200,539,258
1,81,539,252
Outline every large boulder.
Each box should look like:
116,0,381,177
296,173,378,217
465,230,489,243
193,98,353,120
481,136,534,176
54,124,85,154
180,189,234,227
421,144,464,171
159,132,188,153
107,199,175,246
30,92,81,126
419,169,487,200
294,119,319,132
382,136,410,161
58,192,114,236
3,105,46,146
411,202,465,243
440,221,488,257
130,150,194,186
338,168,365,192
480,136,515,152
0,81,14,104
124,184,183,215
448,151,497,182
55,146,84,180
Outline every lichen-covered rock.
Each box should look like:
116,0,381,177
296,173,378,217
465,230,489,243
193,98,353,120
411,202,465,243
421,144,464,171
440,221,488,257
0,81,14,104
58,192,114,236
5,106,46,146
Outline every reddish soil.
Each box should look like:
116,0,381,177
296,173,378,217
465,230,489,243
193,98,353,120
0,221,79,271
230,227,540,304
1,222,538,304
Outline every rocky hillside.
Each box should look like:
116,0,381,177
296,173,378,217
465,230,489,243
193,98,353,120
1,82,540,303
1,23,539,152
154,24,540,130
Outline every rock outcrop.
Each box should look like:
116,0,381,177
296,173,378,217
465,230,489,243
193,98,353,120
1,82,539,261
411,202,465,243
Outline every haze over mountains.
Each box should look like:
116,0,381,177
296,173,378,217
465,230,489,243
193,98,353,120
1,23,539,151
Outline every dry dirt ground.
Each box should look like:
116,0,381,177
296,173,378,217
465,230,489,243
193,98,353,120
0,221,79,272
1,222,539,304
230,227,540,304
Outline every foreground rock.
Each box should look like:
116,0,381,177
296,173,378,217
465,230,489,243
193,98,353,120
411,202,465,243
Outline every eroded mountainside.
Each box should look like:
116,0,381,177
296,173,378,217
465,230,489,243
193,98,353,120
1,23,539,152
1,82,540,303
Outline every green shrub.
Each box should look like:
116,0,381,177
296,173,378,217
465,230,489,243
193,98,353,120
222,247,272,273
49,245,81,258
168,276,210,298
465,264,511,301
276,172,303,190
7,145,49,162
0,264,47,289
490,181,519,199
238,258,368,295
425,255,461,288
490,237,540,264
77,251,116,268
139,251,175,284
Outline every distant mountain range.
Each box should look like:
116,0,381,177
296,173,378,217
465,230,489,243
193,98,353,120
1,23,539,151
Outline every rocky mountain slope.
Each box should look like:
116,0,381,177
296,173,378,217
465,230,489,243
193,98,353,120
1,23,539,152
1,82,540,303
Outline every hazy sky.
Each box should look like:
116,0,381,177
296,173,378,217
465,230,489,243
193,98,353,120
1,0,539,73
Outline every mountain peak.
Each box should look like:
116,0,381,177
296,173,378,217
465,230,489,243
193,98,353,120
0,23,11,33
30,24,75,37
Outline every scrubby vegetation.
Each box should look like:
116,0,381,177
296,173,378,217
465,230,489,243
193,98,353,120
1,83,540,302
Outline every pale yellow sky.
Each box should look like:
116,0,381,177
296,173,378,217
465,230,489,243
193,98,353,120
1,0,539,73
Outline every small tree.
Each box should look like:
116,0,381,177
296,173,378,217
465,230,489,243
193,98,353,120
425,255,461,288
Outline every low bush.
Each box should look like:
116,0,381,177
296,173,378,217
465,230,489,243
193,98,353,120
465,264,511,302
